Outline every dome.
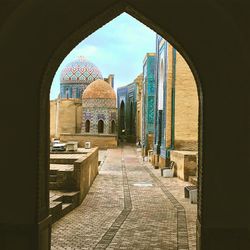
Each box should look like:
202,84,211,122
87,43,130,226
82,79,116,99
60,56,103,84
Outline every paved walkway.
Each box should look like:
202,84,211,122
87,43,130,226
51,146,197,250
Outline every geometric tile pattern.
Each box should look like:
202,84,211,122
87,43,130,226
60,56,103,84
81,98,117,134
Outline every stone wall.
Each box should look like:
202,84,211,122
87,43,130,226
60,133,117,149
49,148,98,203
74,147,99,203
50,100,57,139
170,150,197,181
50,99,82,138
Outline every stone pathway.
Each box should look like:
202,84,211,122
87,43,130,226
51,146,197,250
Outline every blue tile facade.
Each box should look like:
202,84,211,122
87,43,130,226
142,54,156,150
153,35,168,160
117,82,137,143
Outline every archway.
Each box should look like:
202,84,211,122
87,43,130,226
40,3,204,250
120,100,125,133
111,120,116,134
129,101,133,134
98,120,104,133
0,0,248,249
85,120,90,133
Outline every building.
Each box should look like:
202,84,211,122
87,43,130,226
152,35,198,169
141,53,156,155
50,56,117,149
135,74,143,144
117,81,137,143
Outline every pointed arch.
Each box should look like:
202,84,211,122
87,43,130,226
111,120,116,134
98,120,104,133
85,120,90,133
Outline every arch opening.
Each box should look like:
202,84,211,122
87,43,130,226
85,120,90,133
42,4,203,250
111,120,116,134
98,120,104,133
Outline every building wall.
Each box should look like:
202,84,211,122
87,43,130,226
82,98,117,134
154,35,198,168
174,50,198,150
117,82,137,143
135,74,143,143
153,35,168,167
50,100,57,139
60,134,117,149
142,53,156,153
50,99,82,140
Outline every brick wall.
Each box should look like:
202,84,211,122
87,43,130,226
174,49,198,150
74,147,99,203
60,133,117,149
170,150,197,181
50,99,82,139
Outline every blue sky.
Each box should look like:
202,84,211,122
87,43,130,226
50,13,156,100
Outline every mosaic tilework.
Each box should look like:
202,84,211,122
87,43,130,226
82,98,117,134
60,83,88,99
60,56,103,84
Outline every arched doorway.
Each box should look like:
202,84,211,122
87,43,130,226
98,120,104,133
85,120,90,133
130,101,133,134
111,120,116,133
120,100,125,133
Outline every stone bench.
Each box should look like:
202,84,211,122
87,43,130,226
184,185,197,204
161,161,175,177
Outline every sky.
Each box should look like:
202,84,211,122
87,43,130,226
50,13,156,100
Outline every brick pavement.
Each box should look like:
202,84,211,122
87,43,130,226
51,146,197,250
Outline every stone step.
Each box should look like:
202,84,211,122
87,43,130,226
49,191,80,223
49,201,63,223
61,203,73,217
49,175,57,182
50,169,58,175
55,191,80,208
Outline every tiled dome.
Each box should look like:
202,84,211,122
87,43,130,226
60,56,103,84
82,79,116,99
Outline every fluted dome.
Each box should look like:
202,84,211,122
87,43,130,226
60,56,103,84
82,79,116,99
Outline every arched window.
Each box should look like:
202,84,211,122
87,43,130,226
98,120,104,133
120,100,125,133
85,120,90,133
66,87,69,99
130,101,133,133
111,120,116,133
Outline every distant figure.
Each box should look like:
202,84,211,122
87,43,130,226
137,139,141,147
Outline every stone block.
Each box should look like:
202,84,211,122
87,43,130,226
170,150,197,181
